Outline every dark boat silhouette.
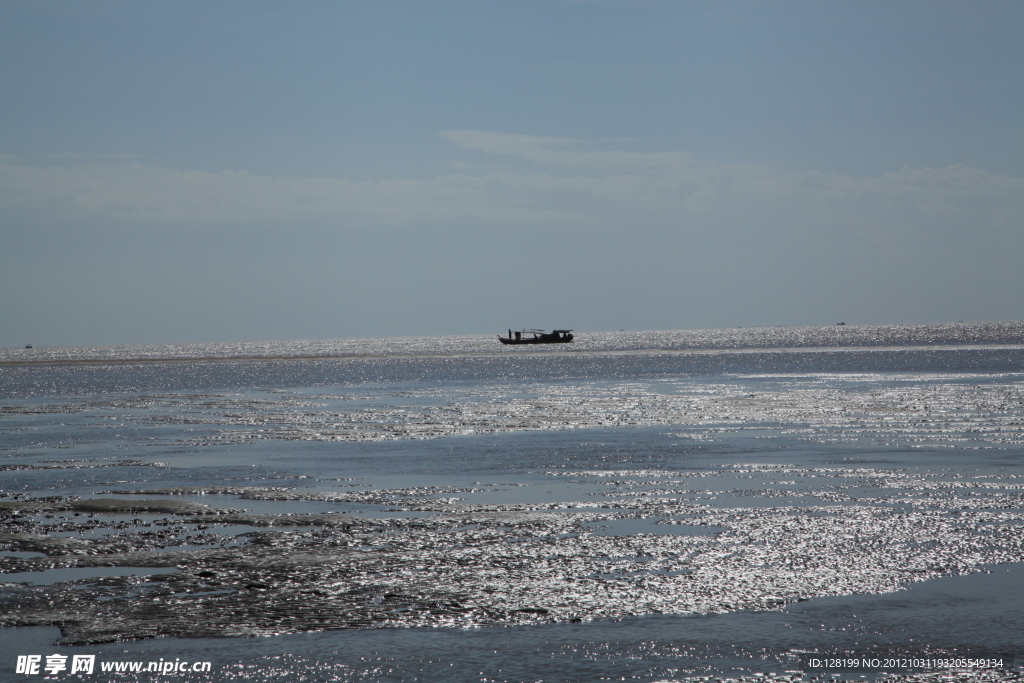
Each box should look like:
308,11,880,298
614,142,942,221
499,329,574,345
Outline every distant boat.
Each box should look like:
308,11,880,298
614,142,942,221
24,345,32,349
499,329,574,345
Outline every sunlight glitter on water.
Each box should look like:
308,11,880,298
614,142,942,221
2,324,1023,682
3,321,1023,364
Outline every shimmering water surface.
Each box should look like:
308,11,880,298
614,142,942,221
2,324,1023,682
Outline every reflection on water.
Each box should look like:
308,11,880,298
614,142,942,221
3,565,1021,681
1,324,1023,681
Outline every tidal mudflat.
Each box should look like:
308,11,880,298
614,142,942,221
2,325,1023,681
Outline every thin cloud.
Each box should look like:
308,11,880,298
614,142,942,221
440,129,696,170
0,162,596,225
1,134,1021,236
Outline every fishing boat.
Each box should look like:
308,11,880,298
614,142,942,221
499,329,574,345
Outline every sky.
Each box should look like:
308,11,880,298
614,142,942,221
2,1,1022,347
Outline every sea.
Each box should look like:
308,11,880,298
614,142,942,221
1,322,1023,683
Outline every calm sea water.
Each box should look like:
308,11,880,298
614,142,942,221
2,323,1023,682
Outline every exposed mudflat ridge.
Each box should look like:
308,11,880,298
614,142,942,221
3,462,1023,645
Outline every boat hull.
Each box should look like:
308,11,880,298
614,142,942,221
498,336,573,345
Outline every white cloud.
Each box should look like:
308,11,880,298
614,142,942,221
439,130,585,160
1,133,1021,237
440,129,696,170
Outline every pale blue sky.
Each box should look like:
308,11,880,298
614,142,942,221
2,1,1022,347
